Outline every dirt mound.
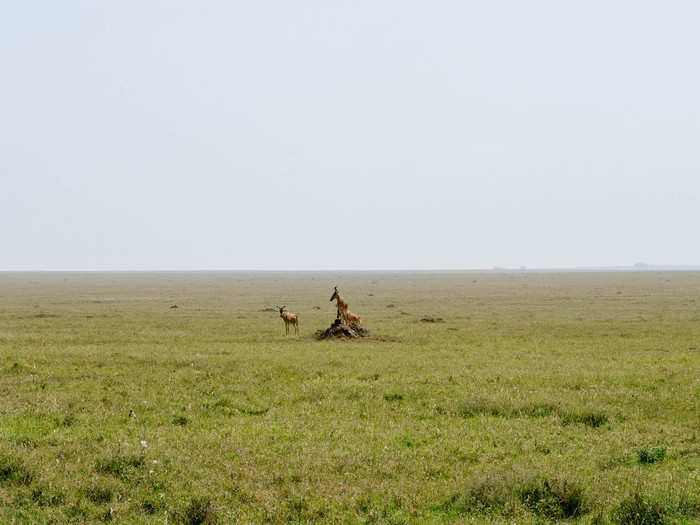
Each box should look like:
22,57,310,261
315,319,371,340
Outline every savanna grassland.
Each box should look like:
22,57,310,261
1,271,699,524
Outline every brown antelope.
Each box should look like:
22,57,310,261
345,310,361,325
330,286,348,321
278,306,299,335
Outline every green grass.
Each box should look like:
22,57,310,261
0,270,699,523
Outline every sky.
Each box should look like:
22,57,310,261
2,1,699,270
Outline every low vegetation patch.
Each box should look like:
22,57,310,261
517,477,586,519
638,445,667,464
612,493,669,524
0,455,34,486
383,393,404,402
560,409,608,428
452,398,558,420
441,473,514,515
95,454,145,480
611,491,700,524
30,482,66,507
440,472,585,519
175,496,218,525
81,482,114,504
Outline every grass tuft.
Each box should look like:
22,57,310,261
81,483,113,504
561,409,608,427
30,482,66,507
172,415,188,426
0,455,34,486
95,454,144,480
441,475,513,515
612,493,668,525
517,477,586,519
638,446,666,464
176,496,218,525
383,393,403,402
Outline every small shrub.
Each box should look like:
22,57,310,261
638,446,666,464
612,493,668,525
518,477,585,519
177,496,218,525
0,455,34,486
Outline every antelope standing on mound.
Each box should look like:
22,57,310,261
330,286,348,321
278,306,299,335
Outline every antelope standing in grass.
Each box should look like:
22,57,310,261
330,286,348,321
344,310,361,325
278,306,299,335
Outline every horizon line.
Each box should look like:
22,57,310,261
2,265,700,273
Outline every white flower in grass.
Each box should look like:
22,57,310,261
140,440,147,447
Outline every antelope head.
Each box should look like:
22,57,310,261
330,286,339,302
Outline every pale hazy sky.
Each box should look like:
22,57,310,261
2,2,699,270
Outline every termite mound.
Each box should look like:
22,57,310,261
315,318,370,340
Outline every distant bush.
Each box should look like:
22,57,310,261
638,446,666,464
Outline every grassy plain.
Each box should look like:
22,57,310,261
0,271,699,523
